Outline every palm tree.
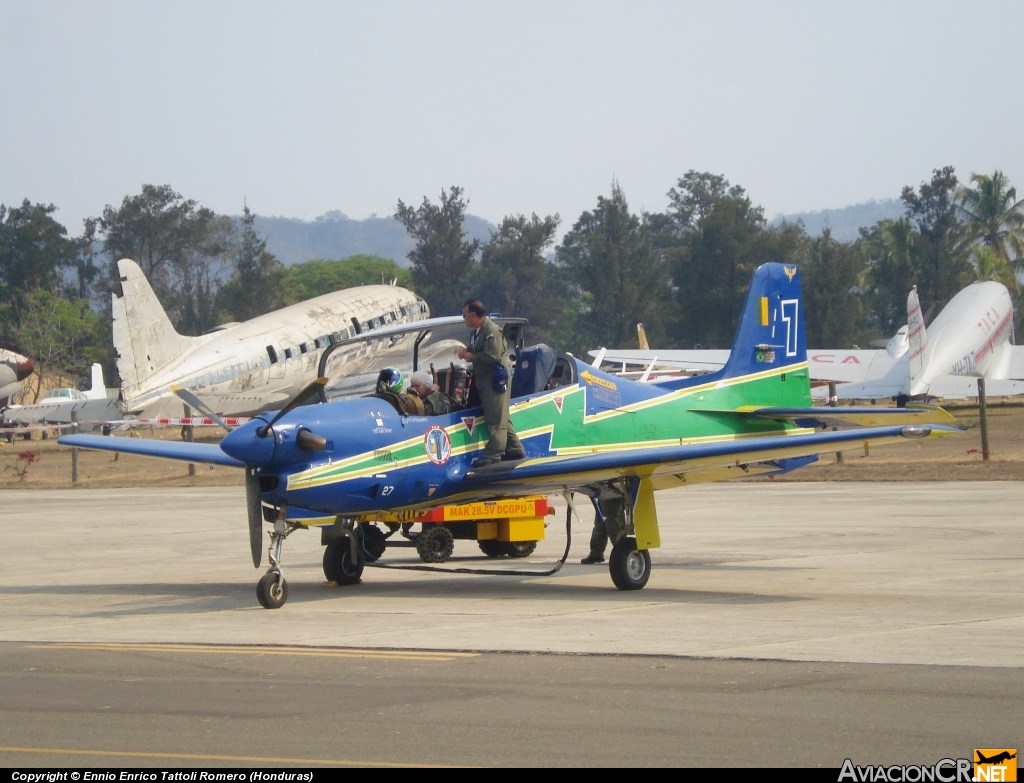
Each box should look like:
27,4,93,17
956,170,1024,287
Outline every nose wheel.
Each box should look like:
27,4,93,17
254,514,302,608
256,571,288,609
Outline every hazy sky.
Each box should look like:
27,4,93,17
3,0,1021,239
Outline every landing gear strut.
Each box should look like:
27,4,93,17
255,514,303,609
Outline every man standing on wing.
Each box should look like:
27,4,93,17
458,298,525,467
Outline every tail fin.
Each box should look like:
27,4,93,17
720,263,807,377
83,363,108,400
884,324,909,358
637,322,650,350
112,258,197,399
661,263,810,407
906,285,927,392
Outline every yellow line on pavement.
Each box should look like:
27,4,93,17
32,641,478,662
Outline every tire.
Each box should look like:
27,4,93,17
478,539,509,558
322,539,364,585
256,572,288,609
416,525,455,563
360,523,387,562
609,537,651,591
507,541,537,558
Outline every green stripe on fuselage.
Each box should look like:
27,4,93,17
286,361,812,491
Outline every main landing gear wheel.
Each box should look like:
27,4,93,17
416,525,455,563
256,572,288,609
609,536,651,591
323,539,365,585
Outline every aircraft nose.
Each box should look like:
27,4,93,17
220,419,277,467
16,359,34,380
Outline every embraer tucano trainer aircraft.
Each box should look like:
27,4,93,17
112,258,432,420
61,263,962,608
591,280,1024,402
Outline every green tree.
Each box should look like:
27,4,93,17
282,256,412,302
0,200,75,333
860,218,917,335
70,218,104,303
956,170,1024,289
216,206,289,321
899,167,974,311
555,181,670,353
800,228,867,347
473,213,563,345
395,186,479,317
660,171,766,348
99,184,226,331
11,289,102,401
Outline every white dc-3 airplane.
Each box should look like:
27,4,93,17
60,262,963,609
112,257,438,420
591,280,1024,402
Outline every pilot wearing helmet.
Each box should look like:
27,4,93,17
375,367,407,395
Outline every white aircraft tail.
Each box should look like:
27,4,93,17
906,285,927,392
112,258,199,399
83,363,110,400
637,322,650,350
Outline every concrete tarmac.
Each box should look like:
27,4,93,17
1,482,1021,667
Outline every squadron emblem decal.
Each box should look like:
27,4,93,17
424,425,452,465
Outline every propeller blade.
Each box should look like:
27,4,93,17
246,467,263,568
170,384,234,434
256,377,329,437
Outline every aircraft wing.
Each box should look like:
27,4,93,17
736,402,960,428
590,349,729,374
463,421,961,495
59,433,246,468
592,348,898,384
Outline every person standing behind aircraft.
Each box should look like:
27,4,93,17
457,299,525,466
409,370,451,415
581,495,626,564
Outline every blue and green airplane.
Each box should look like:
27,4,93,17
60,262,962,608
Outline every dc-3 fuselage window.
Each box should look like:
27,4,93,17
266,345,279,364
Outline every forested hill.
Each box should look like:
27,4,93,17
254,211,497,266
253,200,903,266
770,199,902,242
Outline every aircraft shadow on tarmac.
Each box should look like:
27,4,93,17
0,568,803,613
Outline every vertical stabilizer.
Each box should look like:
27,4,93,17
637,322,650,350
112,258,197,398
906,285,927,392
666,263,811,408
84,363,109,400
721,263,806,377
